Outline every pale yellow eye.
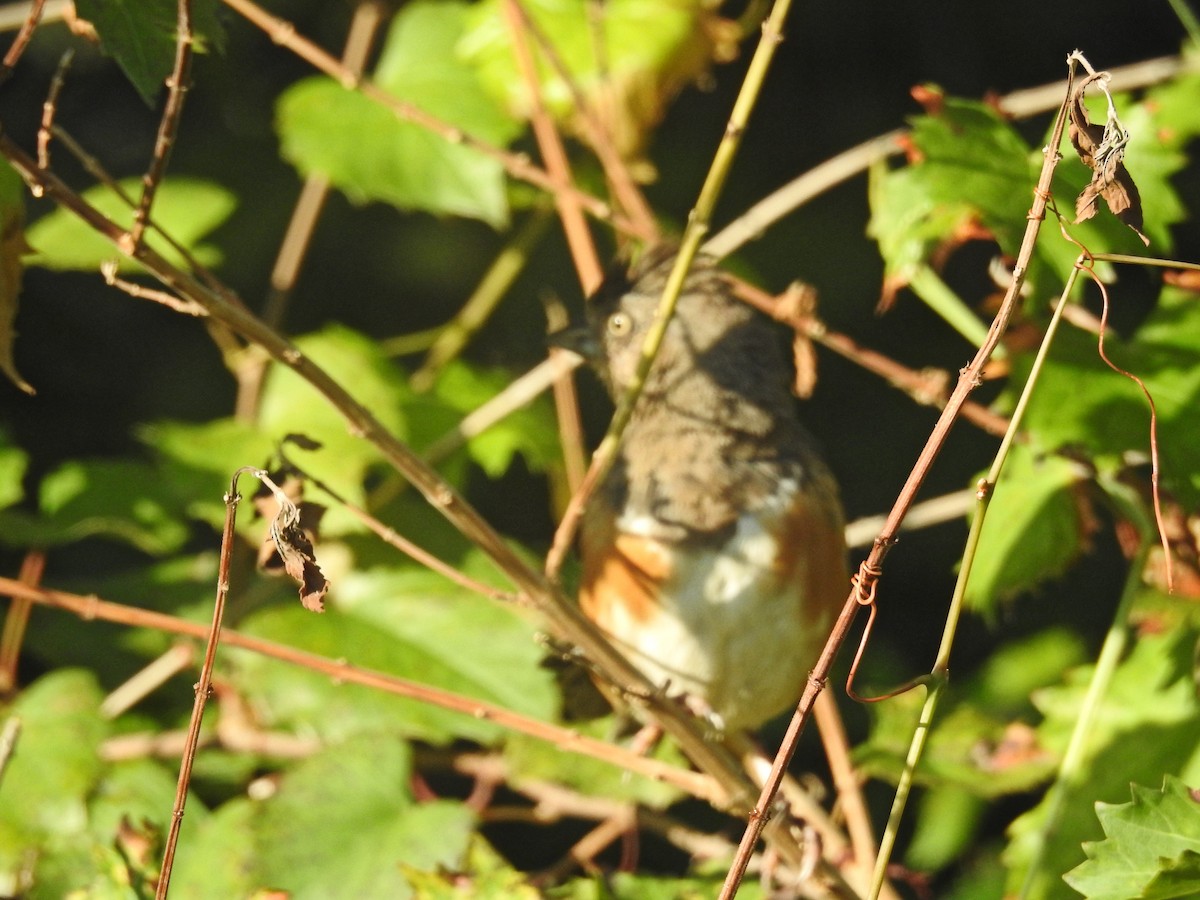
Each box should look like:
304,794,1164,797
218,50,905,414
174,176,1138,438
607,312,632,337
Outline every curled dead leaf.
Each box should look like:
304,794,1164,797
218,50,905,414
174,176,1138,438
1068,72,1148,245
254,471,330,613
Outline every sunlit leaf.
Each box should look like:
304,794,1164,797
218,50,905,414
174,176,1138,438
169,799,258,900
1065,776,1200,900
258,325,411,530
0,458,190,554
505,717,686,809
460,0,731,158
1003,627,1200,896
0,428,28,509
251,736,475,899
276,1,520,225
430,360,563,476
0,670,107,880
26,177,236,273
964,445,1084,613
231,559,556,744
1014,289,1200,507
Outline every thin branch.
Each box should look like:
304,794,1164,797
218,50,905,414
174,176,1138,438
720,51,1084,900
51,125,241,301
706,54,1187,261
545,0,798,580
221,0,634,235
500,0,594,496
0,0,47,86
446,751,748,870
128,0,194,252
505,0,659,241
35,47,70,170
502,0,602,292
238,0,386,423
538,809,637,882
156,465,250,900
844,488,976,549
422,350,580,464
704,129,905,260
1017,541,1150,898
0,550,44,693
412,207,554,391
290,462,518,603
0,575,724,805
0,137,770,830
869,258,1083,896
732,278,1012,436
103,261,208,315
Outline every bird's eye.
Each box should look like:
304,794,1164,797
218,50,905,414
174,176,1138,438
607,312,632,337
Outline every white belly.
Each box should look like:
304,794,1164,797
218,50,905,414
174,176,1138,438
604,512,814,730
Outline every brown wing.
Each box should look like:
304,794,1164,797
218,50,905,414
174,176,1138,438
771,472,849,633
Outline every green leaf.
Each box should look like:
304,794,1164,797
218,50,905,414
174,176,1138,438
1064,777,1200,900
430,360,563,476
0,429,27,509
461,0,722,157
0,458,189,554
231,561,556,744
276,1,520,225
140,417,277,528
258,324,410,523
868,91,1182,312
868,97,1036,295
504,716,687,810
855,686,1056,798
857,631,1087,800
26,176,236,273
401,836,541,898
74,0,226,106
169,798,258,899
1004,627,1200,897
964,445,1084,613
905,786,987,872
551,872,764,900
27,841,142,900
968,627,1088,711
0,670,107,881
1015,289,1200,507
251,735,475,899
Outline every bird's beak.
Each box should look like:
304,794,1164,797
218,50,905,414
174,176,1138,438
547,323,599,361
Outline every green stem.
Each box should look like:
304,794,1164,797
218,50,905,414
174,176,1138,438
1166,0,1200,47
868,263,1081,899
1016,538,1149,899
909,265,1002,355
410,206,553,391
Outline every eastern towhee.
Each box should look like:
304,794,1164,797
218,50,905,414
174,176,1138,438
556,246,848,732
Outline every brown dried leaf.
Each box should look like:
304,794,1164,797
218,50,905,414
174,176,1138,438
1162,269,1200,293
274,513,330,613
910,83,945,117
1067,73,1148,245
254,472,330,613
776,281,819,398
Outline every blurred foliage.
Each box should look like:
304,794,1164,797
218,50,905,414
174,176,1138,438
0,1,1199,898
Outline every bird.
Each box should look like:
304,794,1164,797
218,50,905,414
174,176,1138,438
555,245,848,732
